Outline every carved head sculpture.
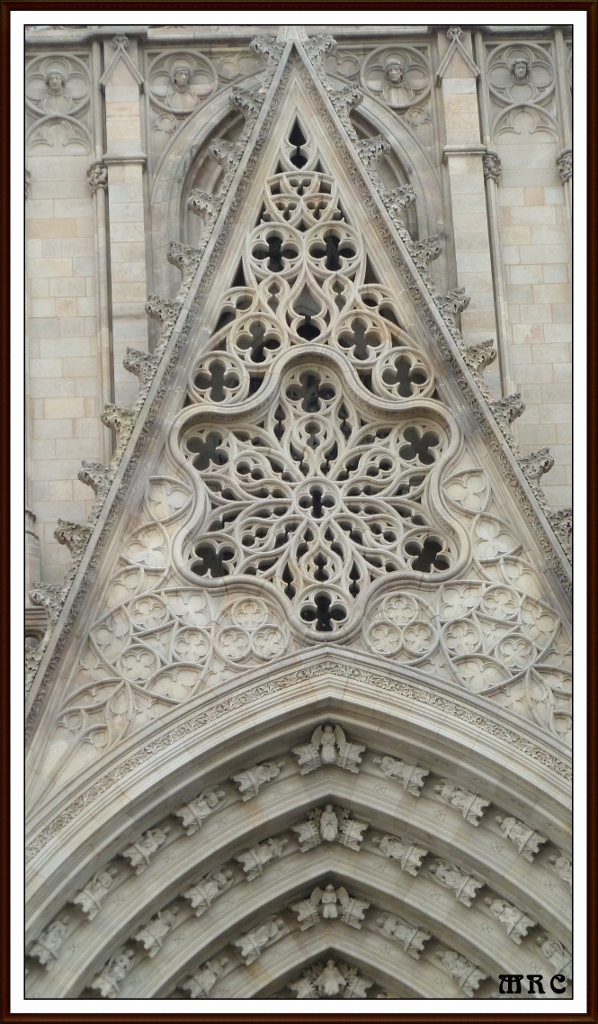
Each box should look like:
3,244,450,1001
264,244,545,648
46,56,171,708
511,58,530,83
384,59,406,85
173,65,192,90
45,69,66,94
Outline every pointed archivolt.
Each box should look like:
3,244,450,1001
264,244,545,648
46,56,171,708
25,39,571,1002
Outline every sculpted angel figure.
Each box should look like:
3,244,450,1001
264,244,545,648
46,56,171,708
292,723,365,774
291,885,369,928
314,959,347,997
320,803,339,841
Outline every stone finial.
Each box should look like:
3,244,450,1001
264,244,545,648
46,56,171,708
447,26,464,42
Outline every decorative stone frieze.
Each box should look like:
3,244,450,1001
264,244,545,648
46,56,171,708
293,724,365,775
147,51,216,115
495,816,547,861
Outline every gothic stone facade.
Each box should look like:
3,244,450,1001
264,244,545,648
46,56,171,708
24,25,572,1001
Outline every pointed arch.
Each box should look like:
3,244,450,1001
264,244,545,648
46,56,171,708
25,37,571,1001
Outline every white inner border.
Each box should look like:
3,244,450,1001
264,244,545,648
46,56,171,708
12,6,587,1016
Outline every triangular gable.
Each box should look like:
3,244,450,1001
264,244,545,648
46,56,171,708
26,39,571,808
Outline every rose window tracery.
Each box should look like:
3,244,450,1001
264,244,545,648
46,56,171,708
175,124,460,635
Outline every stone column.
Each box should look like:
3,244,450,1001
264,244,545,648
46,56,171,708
474,31,516,396
101,35,148,407
25,509,42,607
436,28,498,354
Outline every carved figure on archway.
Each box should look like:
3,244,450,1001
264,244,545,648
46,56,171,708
293,724,365,774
